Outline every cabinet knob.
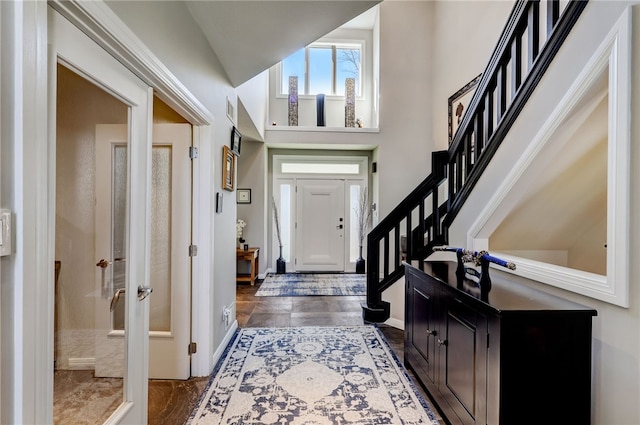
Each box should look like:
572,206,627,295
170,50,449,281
437,338,448,347
426,329,437,337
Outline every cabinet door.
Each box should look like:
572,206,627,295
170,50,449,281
438,298,488,425
405,272,438,384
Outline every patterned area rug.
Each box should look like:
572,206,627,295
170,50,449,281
187,326,440,424
255,273,366,297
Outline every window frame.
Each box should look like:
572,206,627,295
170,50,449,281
277,39,365,99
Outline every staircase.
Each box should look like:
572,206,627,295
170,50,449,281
362,0,589,323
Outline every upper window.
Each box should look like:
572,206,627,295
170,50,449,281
280,42,362,97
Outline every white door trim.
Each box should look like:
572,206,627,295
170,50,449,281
272,155,369,273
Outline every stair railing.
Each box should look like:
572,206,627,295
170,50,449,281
363,0,588,323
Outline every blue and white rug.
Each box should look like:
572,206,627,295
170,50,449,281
187,326,440,424
255,273,366,297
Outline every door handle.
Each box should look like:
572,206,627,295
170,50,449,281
110,288,126,312
96,258,127,268
137,285,153,301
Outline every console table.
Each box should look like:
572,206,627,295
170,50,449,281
236,247,259,285
404,261,596,425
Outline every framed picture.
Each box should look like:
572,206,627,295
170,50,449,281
230,126,242,156
237,188,251,204
448,74,482,144
222,145,235,191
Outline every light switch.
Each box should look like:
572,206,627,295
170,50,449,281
0,209,12,256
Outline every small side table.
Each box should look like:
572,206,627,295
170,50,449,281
236,247,259,285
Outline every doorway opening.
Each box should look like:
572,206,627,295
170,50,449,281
271,154,370,273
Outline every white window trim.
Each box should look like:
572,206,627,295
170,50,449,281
467,8,631,307
276,38,366,100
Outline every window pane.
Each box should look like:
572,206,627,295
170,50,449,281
350,185,361,262
336,48,360,96
281,48,306,95
281,163,359,174
280,185,291,261
309,47,332,95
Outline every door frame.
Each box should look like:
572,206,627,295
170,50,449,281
271,155,369,273
14,2,215,424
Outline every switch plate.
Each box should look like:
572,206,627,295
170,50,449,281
0,209,12,256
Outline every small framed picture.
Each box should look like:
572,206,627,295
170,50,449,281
230,126,242,156
237,188,251,204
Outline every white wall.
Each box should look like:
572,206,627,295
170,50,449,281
237,70,269,141
447,2,640,423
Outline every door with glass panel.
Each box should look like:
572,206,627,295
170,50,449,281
51,9,151,424
96,124,192,380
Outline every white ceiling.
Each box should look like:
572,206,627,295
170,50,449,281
185,1,380,87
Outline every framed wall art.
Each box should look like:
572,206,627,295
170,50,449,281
448,74,482,144
237,188,251,204
230,126,242,156
222,145,235,191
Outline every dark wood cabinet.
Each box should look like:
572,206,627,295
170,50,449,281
405,261,596,425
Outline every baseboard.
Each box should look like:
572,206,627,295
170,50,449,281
384,317,405,331
68,357,95,370
211,320,238,370
260,269,272,279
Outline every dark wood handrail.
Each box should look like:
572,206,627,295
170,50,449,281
363,0,588,323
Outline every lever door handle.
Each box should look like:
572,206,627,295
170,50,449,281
137,285,153,301
110,288,126,312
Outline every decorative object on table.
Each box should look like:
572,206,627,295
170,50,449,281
236,219,246,247
355,188,372,274
230,126,241,156
243,244,248,251
236,188,251,204
222,145,235,191
356,117,363,128
432,245,516,300
345,77,356,127
316,93,325,126
186,326,440,425
288,76,298,126
448,74,481,145
255,273,365,297
215,192,223,213
271,196,286,274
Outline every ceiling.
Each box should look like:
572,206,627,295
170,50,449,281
185,1,380,87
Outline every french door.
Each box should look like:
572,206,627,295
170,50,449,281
95,124,192,381
50,9,153,424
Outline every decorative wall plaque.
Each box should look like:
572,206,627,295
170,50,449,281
345,77,356,127
288,76,298,126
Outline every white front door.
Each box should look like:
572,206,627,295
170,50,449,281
296,179,345,271
95,124,192,380
51,9,152,424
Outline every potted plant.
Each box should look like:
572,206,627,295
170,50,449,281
272,196,286,274
355,188,372,274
